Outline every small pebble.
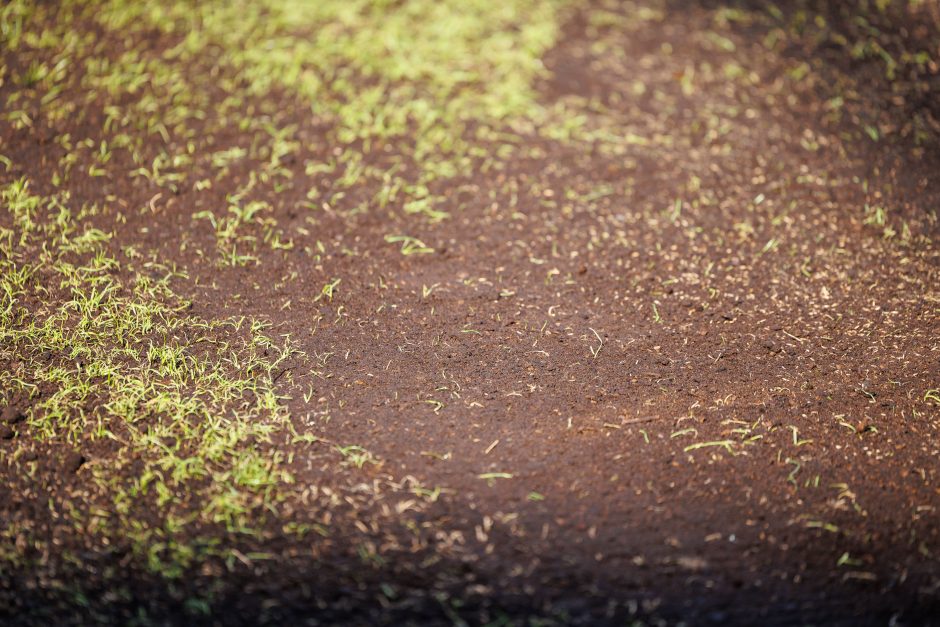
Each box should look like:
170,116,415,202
63,452,86,473
2,406,24,424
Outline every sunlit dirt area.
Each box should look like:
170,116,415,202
2,1,940,624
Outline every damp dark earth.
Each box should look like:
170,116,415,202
2,1,940,625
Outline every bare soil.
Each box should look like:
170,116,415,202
2,1,939,625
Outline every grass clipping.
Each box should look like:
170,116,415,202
0,178,295,575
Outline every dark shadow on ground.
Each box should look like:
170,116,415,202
2,501,939,627
676,0,940,150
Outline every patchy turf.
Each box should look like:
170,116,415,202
1,0,939,624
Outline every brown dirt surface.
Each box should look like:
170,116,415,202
1,1,940,625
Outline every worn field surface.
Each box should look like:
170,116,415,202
2,1,940,625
